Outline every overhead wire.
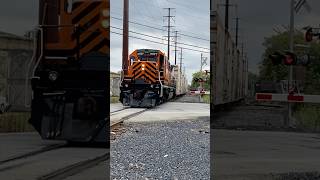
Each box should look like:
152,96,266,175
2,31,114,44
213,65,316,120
110,26,209,50
110,31,209,53
111,16,209,42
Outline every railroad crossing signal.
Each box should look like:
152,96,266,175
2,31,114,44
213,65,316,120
194,78,205,82
269,51,297,65
283,52,297,65
269,52,284,65
304,27,320,42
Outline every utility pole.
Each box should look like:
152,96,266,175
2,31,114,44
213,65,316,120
122,0,129,74
201,53,203,71
287,0,295,127
234,4,239,47
164,8,175,63
235,17,239,47
225,0,229,32
174,31,178,65
180,47,183,73
179,47,183,93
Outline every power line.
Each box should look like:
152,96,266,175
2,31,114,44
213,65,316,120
178,32,209,42
112,16,164,31
111,16,209,41
110,26,209,50
111,31,209,53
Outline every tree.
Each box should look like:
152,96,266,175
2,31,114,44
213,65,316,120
191,71,210,90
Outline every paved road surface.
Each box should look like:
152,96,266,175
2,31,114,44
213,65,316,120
213,104,320,180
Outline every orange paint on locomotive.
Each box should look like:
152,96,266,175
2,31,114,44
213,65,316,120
40,0,109,64
124,49,173,86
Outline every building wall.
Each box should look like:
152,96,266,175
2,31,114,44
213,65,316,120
110,72,120,96
0,34,33,111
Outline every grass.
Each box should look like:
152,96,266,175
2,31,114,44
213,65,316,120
201,94,210,104
110,96,120,104
294,104,320,132
0,112,34,133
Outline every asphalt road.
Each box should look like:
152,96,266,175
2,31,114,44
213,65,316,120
213,104,320,180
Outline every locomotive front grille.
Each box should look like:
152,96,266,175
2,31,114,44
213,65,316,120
130,62,157,84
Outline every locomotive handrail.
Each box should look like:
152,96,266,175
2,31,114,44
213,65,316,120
24,28,41,108
32,27,44,78
158,70,163,98
119,70,124,88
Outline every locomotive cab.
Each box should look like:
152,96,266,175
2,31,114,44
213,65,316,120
28,0,110,144
120,49,175,107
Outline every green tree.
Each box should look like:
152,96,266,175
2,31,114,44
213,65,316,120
191,71,210,90
259,30,320,94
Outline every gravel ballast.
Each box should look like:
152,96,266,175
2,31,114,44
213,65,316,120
111,117,210,180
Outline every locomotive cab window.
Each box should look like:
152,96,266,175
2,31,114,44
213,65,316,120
65,0,72,13
65,0,83,13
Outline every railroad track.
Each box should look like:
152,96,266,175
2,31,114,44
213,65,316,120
37,107,151,179
0,145,107,179
0,143,66,166
0,106,149,179
37,153,109,180
110,107,129,114
110,108,149,128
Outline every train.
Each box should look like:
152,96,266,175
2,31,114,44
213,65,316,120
28,0,110,143
210,10,248,109
119,49,188,107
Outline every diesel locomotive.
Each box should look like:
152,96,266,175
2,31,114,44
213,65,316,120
119,49,187,107
28,0,110,143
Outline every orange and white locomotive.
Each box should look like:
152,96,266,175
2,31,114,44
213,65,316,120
120,49,186,107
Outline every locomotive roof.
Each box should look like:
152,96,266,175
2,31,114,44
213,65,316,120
135,49,165,54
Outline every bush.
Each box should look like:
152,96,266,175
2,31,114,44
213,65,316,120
294,104,320,132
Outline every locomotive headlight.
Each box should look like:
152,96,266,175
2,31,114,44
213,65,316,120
48,71,58,81
142,64,145,67
101,20,109,28
142,67,145,71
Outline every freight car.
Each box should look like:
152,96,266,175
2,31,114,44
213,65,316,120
119,49,187,107
211,10,248,108
27,0,110,143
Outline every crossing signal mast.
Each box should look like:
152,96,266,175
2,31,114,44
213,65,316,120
257,0,320,128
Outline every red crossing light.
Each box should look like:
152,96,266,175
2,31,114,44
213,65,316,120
283,52,297,65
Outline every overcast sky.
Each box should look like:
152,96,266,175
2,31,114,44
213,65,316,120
1,0,319,78
110,0,210,84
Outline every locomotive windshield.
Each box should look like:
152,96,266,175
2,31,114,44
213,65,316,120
137,50,159,62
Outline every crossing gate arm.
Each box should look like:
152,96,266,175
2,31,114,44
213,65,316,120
256,93,320,103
